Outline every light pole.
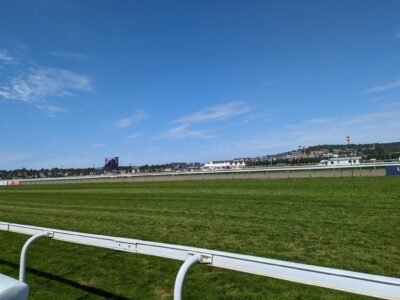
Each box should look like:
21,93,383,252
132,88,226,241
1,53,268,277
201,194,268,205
298,146,301,165
346,136,352,165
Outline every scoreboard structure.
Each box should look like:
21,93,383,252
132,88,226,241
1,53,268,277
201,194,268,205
104,157,119,172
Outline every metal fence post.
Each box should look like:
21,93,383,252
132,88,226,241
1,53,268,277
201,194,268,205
174,254,200,300
19,231,53,282
174,254,212,300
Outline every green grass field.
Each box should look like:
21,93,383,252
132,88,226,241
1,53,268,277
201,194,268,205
0,177,399,299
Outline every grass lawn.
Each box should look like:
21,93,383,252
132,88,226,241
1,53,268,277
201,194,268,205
0,177,399,299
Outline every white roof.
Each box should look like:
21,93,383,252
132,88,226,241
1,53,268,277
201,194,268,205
330,156,361,161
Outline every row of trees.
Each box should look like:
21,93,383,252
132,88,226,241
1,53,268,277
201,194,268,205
307,142,400,160
0,163,202,180
247,143,400,167
246,157,322,167
0,168,99,180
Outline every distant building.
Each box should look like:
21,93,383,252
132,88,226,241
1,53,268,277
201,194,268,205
188,165,201,172
202,160,246,170
319,156,361,166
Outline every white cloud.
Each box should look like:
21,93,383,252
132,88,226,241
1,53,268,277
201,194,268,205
0,49,15,64
173,101,251,125
0,67,92,103
114,118,132,128
162,101,251,139
113,111,148,129
305,117,335,124
50,51,87,60
364,80,400,94
91,143,108,148
160,124,214,139
125,133,143,141
35,105,68,113
0,49,92,114
369,92,400,102
240,111,273,124
124,133,144,144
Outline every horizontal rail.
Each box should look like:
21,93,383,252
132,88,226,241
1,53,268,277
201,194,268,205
0,222,399,299
12,162,399,183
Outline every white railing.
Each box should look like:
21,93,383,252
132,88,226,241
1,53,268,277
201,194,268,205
10,162,399,184
0,222,399,299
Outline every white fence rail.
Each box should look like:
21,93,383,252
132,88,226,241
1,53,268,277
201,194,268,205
10,162,400,184
1,222,399,299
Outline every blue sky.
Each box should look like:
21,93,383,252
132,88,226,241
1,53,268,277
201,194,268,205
1,0,400,169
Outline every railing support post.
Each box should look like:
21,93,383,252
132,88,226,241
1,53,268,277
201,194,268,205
19,231,53,282
174,253,212,300
174,254,200,300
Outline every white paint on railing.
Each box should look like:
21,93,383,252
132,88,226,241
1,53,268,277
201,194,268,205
0,222,399,299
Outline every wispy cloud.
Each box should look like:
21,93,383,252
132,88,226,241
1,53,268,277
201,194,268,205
369,92,400,102
0,67,92,103
241,111,273,124
50,51,87,60
0,49,93,114
125,133,143,140
160,124,214,139
35,105,68,113
91,143,108,148
162,101,250,139
228,108,400,156
113,110,148,129
383,102,400,108
34,104,69,117
173,101,251,125
304,117,335,125
124,133,144,143
364,80,400,94
0,49,16,64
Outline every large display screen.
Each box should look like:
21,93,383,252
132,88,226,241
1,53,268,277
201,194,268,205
104,157,119,171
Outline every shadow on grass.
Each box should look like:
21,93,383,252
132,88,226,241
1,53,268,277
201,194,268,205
0,258,129,300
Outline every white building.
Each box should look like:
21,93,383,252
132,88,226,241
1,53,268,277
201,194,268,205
202,161,246,171
319,156,361,166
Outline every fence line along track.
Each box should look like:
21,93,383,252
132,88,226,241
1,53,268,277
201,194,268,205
0,222,399,299
8,162,399,185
